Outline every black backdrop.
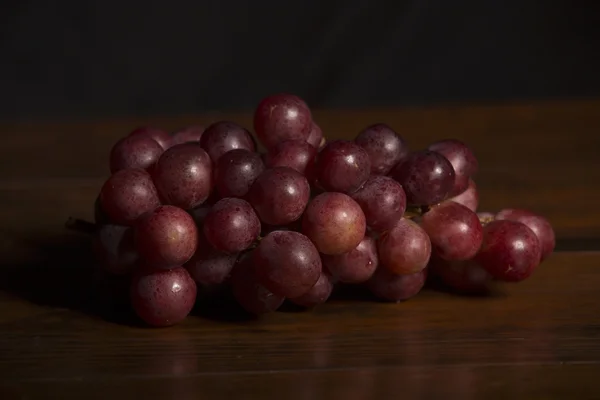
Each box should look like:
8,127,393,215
1,0,599,119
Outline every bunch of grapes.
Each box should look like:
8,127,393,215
82,93,556,327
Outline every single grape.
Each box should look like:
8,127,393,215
264,139,317,179
152,143,213,210
203,198,261,253
247,167,310,226
134,205,198,269
448,178,478,212
475,220,542,282
430,257,492,295
391,150,456,205
367,267,427,302
109,134,164,173
317,140,371,194
428,139,478,195
302,192,366,255
355,123,409,175
129,126,172,150
130,266,197,327
200,121,255,162
289,271,334,307
93,224,138,275
184,234,237,287
377,218,431,274
100,168,161,226
350,175,406,233
171,125,205,145
306,121,323,149
495,208,555,261
215,149,265,198
322,236,378,283
94,195,111,224
253,93,312,149
420,201,483,261
254,230,322,298
231,253,285,315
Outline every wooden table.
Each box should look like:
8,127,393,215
1,100,599,399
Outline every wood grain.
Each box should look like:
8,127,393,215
1,99,599,399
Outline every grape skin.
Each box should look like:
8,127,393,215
289,271,334,308
377,218,431,275
215,149,265,199
495,208,555,261
109,134,164,173
184,245,237,287
200,121,256,162
264,139,317,179
306,122,323,149
203,198,261,253
322,236,378,284
448,178,478,212
355,123,409,175
93,224,139,276
317,140,371,194
351,175,406,233
428,139,478,196
367,267,427,302
171,125,204,145
129,126,172,150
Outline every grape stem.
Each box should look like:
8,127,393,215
65,217,98,235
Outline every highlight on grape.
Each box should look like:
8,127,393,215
70,93,556,327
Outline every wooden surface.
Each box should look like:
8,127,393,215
1,99,600,399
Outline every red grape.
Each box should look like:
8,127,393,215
431,257,492,294
420,201,483,261
254,230,322,297
495,208,555,261
134,205,198,269
93,224,138,275
355,123,409,175
448,178,478,212
289,271,334,307
475,220,542,282
109,134,164,173
317,140,371,194
367,267,427,302
152,143,213,210
264,139,317,179
130,266,197,327
391,150,456,205
306,121,323,149
184,235,237,287
231,253,285,315
253,93,312,149
129,126,172,150
171,125,204,145
100,168,161,226
203,198,260,253
247,167,310,226
322,236,378,283
428,139,478,195
215,149,265,198
302,192,366,255
377,218,431,274
200,121,255,162
350,175,406,233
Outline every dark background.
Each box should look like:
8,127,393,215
1,0,599,120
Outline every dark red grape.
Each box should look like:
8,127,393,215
109,134,164,173
302,192,366,255
428,139,478,195
130,266,197,327
171,125,204,145
200,121,255,162
391,150,456,205
215,149,265,198
264,139,317,179
254,230,322,297
253,93,312,149
134,205,198,269
306,121,323,149
93,224,138,275
421,201,483,261
247,167,310,226
317,140,371,194
475,220,542,282
351,175,406,233
152,143,213,210
322,236,378,283
184,235,237,287
203,198,260,253
231,253,285,315
355,123,409,175
495,208,555,261
289,271,334,307
129,126,172,150
367,267,427,302
377,218,431,274
100,168,161,226
431,257,492,294
448,178,478,212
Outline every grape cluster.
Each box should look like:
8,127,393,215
90,94,556,327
